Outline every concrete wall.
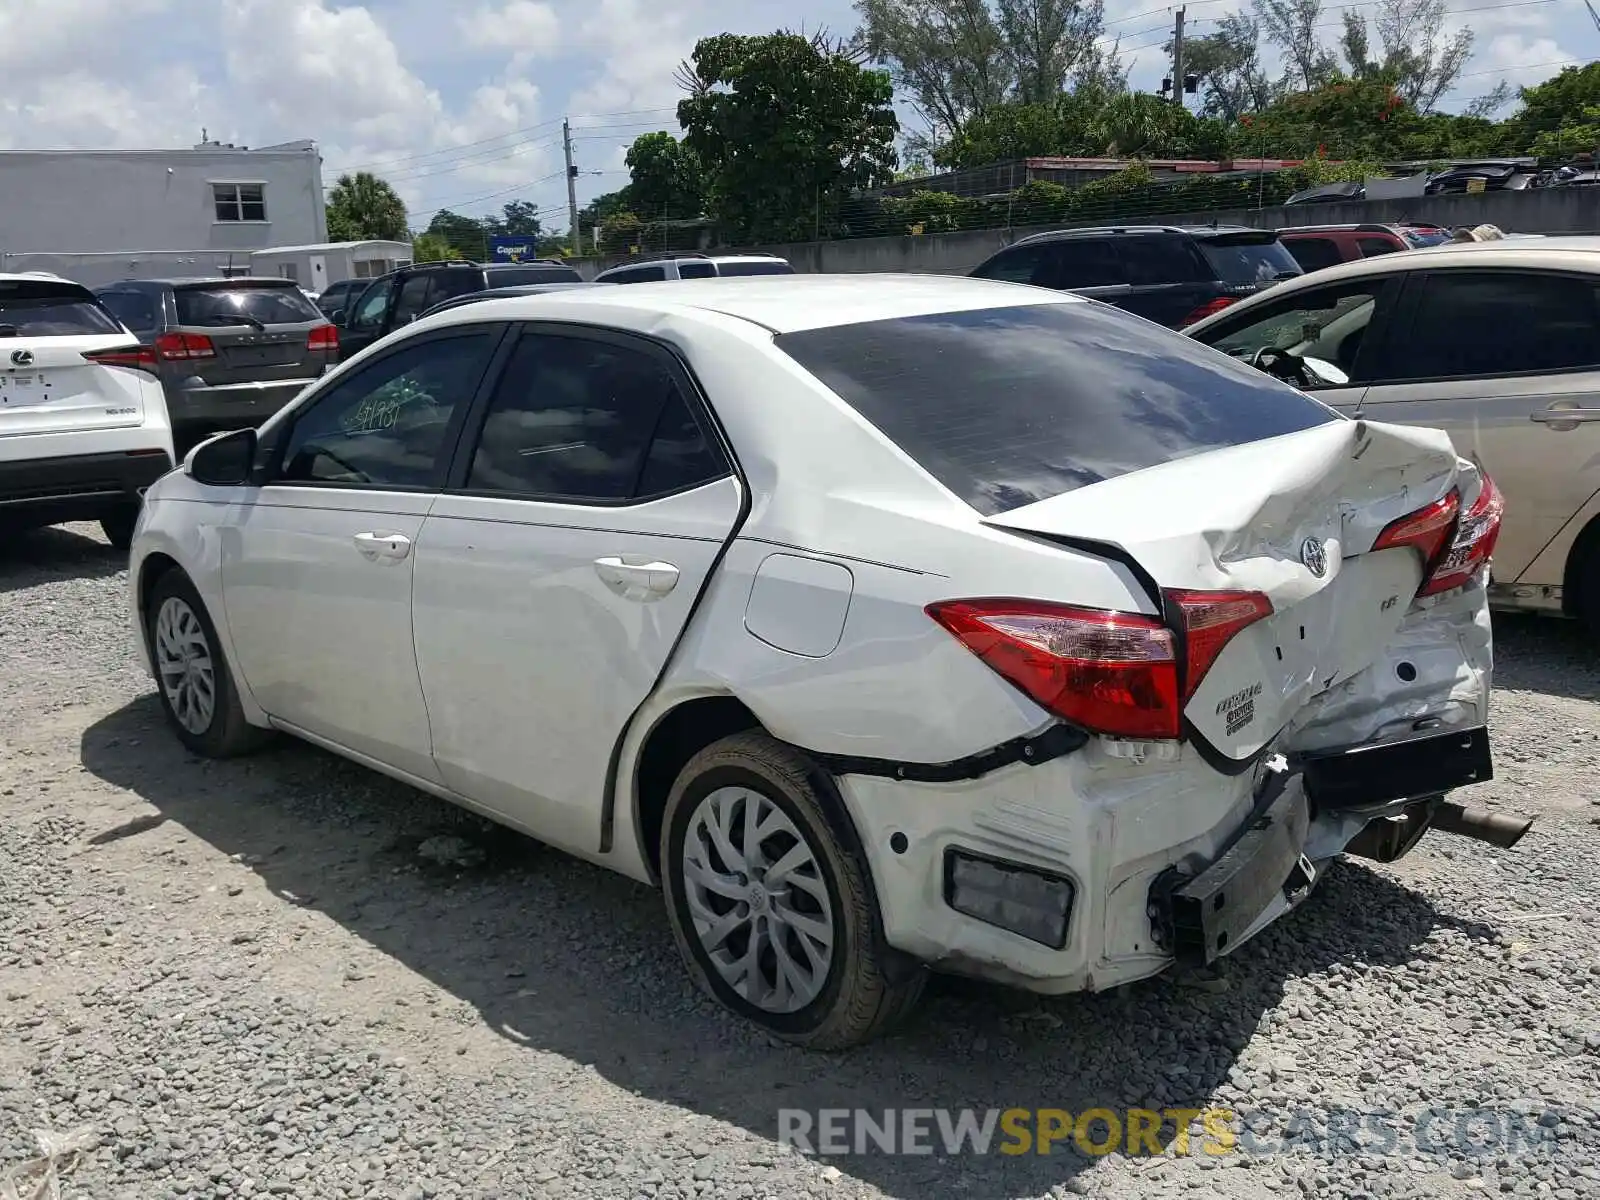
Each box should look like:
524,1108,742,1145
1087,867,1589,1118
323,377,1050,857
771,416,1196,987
578,186,1600,279
0,146,326,287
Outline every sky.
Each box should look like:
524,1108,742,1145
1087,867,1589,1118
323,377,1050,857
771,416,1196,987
0,0,1589,233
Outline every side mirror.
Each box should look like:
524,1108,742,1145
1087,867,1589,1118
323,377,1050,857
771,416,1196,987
185,428,258,486
1299,356,1350,387
327,307,346,324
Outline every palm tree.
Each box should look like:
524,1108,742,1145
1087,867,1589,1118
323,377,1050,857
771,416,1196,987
326,172,408,242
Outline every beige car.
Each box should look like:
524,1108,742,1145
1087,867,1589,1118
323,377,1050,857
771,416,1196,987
1186,237,1600,633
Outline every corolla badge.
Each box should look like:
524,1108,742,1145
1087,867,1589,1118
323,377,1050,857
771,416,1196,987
1300,536,1328,578
10,349,33,366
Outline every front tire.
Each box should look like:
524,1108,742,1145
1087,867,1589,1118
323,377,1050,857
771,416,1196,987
145,569,270,758
660,732,925,1050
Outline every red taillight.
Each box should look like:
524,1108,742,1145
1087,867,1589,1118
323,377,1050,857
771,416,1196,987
307,324,338,353
1418,475,1503,596
155,331,215,360
1163,589,1274,703
927,599,1181,739
1372,488,1476,597
85,345,158,374
1179,296,1237,327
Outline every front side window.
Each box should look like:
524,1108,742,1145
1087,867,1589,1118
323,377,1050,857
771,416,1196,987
1051,239,1123,289
603,265,669,284
389,274,436,325
1199,279,1388,382
972,246,1052,286
345,278,394,330
464,333,726,502
777,301,1336,516
212,183,267,222
278,333,493,488
715,260,794,277
1388,270,1600,381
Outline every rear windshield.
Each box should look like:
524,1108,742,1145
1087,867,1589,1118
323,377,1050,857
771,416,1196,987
1196,236,1303,285
175,284,322,327
776,301,1337,516
489,265,583,285
0,280,122,336
717,260,795,277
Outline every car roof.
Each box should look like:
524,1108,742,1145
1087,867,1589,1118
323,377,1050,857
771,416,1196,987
1276,224,1405,235
1182,236,1600,332
420,272,1083,334
116,276,302,288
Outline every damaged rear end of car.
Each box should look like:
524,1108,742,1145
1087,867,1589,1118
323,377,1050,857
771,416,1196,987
771,297,1520,994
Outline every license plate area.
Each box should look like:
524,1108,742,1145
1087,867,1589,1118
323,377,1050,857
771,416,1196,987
0,372,52,406
1299,726,1492,812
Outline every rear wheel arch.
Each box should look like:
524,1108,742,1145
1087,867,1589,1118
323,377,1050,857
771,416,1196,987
1563,511,1600,630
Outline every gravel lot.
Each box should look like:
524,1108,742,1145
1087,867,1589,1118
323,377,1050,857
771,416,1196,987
2,523,1599,1200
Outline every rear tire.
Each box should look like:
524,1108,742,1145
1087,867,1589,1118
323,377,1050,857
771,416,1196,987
1579,545,1600,640
145,568,271,758
99,505,139,552
660,732,925,1050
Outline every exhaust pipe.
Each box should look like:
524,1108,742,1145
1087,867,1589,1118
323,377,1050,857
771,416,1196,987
1429,801,1534,849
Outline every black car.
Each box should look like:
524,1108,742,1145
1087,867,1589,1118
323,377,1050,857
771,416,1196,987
314,278,370,320
418,281,606,319
337,259,584,356
969,224,1303,328
94,277,337,444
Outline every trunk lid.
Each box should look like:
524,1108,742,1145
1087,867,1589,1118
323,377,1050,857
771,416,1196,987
0,335,152,436
982,418,1461,760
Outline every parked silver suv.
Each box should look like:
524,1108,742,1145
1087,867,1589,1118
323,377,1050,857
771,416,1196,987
594,252,794,284
95,277,336,448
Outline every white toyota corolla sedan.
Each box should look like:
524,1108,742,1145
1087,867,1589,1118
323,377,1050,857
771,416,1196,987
128,275,1517,1048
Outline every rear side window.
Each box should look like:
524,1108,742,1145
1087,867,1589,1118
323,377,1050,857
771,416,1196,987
716,260,794,277
777,302,1336,516
1197,236,1302,285
97,290,161,332
0,280,122,336
465,333,726,501
1388,271,1600,380
676,261,717,279
1357,236,1402,258
489,265,583,285
176,284,321,326
604,265,668,284
1051,239,1123,288
1118,234,1209,286
1282,237,1344,273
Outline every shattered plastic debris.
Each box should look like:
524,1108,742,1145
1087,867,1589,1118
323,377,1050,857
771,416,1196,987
0,1127,98,1200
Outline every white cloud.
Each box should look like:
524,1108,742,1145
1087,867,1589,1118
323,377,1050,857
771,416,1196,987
459,1,562,60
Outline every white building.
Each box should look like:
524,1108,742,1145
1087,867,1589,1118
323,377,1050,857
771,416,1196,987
0,138,327,287
249,240,414,294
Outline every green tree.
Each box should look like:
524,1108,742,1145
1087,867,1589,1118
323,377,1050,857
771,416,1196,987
500,199,543,236
326,172,408,242
577,189,634,249
677,31,899,243
854,0,1110,141
1251,0,1335,93
1179,13,1279,122
412,232,461,262
426,209,491,257
625,132,707,221
1336,0,1473,113
1509,63,1600,156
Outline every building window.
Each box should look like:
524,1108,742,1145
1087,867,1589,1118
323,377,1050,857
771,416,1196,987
213,182,266,222
280,263,298,282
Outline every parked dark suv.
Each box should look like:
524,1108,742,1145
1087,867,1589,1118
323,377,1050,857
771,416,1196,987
337,259,584,356
94,277,337,444
969,225,1303,328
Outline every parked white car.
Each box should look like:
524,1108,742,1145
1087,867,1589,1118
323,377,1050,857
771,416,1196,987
128,275,1517,1047
0,273,175,548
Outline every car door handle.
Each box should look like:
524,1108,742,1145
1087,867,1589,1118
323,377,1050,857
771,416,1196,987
594,556,679,601
1530,407,1600,427
353,531,412,562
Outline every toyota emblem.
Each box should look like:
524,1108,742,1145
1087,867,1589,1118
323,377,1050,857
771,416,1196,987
9,349,33,367
1300,536,1328,578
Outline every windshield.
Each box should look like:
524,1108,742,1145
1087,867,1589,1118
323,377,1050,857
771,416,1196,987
175,284,322,327
1197,237,1303,285
0,280,122,336
776,301,1336,516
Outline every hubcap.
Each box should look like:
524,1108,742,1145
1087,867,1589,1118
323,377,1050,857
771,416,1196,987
681,787,835,1014
153,596,216,736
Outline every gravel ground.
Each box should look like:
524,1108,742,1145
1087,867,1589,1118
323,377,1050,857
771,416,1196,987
2,522,1598,1200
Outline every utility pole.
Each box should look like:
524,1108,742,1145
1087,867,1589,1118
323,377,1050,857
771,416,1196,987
563,118,581,257
1171,7,1186,108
